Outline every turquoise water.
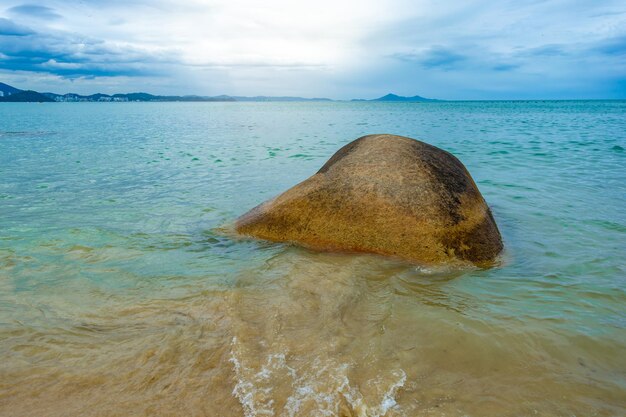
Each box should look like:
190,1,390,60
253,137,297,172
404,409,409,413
0,101,625,416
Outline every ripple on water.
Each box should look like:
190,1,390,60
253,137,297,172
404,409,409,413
0,101,625,416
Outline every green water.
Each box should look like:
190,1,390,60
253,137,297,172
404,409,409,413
0,101,624,416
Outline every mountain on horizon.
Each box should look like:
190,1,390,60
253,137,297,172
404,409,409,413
0,82,53,102
0,90,55,102
0,82,334,102
40,91,237,102
0,82,22,97
0,82,438,103
370,93,438,102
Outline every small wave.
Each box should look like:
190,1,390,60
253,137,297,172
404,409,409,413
229,338,407,417
0,130,56,138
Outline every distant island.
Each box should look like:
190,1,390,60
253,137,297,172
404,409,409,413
351,93,439,102
365,93,439,102
0,82,438,103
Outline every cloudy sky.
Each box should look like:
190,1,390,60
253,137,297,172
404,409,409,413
0,0,624,99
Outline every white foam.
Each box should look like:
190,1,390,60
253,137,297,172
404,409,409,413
229,338,407,417
367,369,407,417
229,337,277,417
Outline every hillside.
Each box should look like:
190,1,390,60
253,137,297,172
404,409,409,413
0,90,54,102
0,82,437,102
0,82,22,97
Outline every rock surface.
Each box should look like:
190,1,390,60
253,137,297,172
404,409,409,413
235,134,503,265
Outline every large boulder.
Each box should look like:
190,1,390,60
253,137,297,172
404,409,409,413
236,134,503,265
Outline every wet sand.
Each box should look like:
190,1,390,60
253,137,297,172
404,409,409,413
2,248,623,417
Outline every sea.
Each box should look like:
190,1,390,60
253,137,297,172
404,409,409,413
0,100,624,417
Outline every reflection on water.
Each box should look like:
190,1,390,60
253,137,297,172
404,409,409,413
1,101,625,416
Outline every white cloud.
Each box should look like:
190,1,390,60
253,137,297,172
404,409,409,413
0,0,624,98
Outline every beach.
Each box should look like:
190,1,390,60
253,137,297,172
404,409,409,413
1,100,625,416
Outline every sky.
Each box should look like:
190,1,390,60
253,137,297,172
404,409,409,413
0,0,624,99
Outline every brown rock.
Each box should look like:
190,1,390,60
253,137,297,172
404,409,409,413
235,134,503,266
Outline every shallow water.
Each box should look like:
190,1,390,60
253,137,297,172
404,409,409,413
0,101,625,416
